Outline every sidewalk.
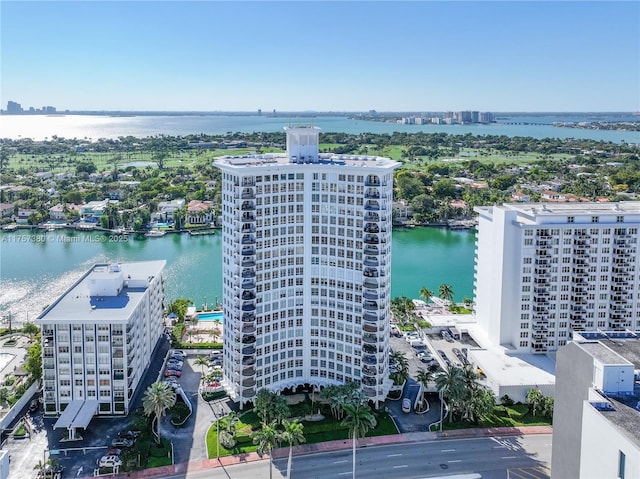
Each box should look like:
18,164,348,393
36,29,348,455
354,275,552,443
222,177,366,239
108,426,552,479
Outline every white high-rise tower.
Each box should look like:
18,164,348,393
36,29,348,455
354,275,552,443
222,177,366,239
216,126,400,405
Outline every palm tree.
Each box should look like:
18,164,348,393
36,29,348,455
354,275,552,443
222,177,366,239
390,353,409,386
416,368,433,411
419,287,434,304
438,283,455,305
142,382,176,445
252,421,280,479
280,418,305,479
194,355,209,374
435,366,466,423
341,403,377,479
219,411,239,449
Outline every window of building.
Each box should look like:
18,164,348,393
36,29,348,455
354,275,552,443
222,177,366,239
618,450,626,479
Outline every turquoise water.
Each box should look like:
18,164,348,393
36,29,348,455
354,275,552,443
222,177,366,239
0,227,476,323
198,312,223,321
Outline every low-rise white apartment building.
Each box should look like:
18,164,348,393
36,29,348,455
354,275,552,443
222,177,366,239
474,202,640,354
35,261,165,417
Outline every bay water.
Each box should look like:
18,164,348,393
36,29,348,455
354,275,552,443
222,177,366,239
0,227,476,324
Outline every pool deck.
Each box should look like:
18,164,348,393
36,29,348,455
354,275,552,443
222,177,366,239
186,311,224,343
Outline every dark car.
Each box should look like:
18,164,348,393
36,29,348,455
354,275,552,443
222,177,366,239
437,350,447,359
29,398,40,412
166,363,183,371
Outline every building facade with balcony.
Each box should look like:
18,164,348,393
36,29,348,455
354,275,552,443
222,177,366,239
474,202,640,354
35,261,165,416
216,126,400,406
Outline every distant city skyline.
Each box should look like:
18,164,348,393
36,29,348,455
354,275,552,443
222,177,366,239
2,1,638,112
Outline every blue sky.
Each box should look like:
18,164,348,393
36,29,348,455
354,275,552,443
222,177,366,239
1,1,638,112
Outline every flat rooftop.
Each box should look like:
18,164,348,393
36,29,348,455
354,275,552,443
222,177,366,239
476,201,640,219
579,341,633,366
469,348,556,387
215,152,400,170
36,261,165,324
576,331,640,369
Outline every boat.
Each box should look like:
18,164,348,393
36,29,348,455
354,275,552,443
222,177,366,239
2,224,18,231
145,230,166,238
188,229,216,236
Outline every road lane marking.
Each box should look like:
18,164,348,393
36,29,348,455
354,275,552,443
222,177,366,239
441,449,455,452
393,465,408,468
493,445,507,448
333,460,348,464
338,472,351,476
448,460,462,463
387,453,402,457
502,456,517,459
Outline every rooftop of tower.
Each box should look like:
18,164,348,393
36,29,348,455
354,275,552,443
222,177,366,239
35,261,166,324
215,152,399,169
486,201,640,216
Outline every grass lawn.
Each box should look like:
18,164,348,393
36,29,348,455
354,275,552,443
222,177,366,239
206,408,398,459
441,404,552,430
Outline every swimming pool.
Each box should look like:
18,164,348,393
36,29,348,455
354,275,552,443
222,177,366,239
198,312,224,322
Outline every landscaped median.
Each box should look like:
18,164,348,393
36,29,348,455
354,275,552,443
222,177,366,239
206,408,398,459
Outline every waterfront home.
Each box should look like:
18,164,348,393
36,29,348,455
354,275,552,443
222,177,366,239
80,199,111,218
186,200,215,224
49,203,66,220
152,199,185,222
14,208,34,224
0,203,14,218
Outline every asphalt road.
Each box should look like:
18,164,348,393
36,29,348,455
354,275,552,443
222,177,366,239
167,434,552,479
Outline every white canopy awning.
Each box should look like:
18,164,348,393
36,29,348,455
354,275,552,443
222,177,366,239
53,400,98,430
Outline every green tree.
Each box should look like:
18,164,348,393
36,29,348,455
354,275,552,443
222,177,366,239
341,403,377,479
390,352,409,386
168,298,193,322
24,341,42,381
194,355,209,374
526,388,545,417
438,283,455,304
142,382,176,445
419,287,434,304
219,411,239,449
22,322,39,339
254,388,277,424
280,418,305,479
435,366,466,422
252,421,280,479
432,178,456,199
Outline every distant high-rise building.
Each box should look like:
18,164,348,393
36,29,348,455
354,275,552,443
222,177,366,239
474,202,640,354
6,101,22,114
216,126,400,406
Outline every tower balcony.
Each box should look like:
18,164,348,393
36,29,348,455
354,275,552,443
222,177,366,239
363,301,379,311
364,189,381,199
363,256,379,267
241,189,255,199
241,202,256,211
364,224,380,233
241,247,255,256
241,258,255,267
241,269,256,279
241,213,256,222
241,345,256,356
363,312,380,323
363,323,381,333
364,213,380,222
364,235,380,245
364,201,380,211
362,333,382,344
241,235,256,245
363,279,379,289
241,335,256,345
242,356,256,366
362,377,378,387
363,246,380,256
242,280,256,290
241,302,256,312
362,353,378,365
363,268,379,278
242,323,256,334
364,176,383,187
242,377,257,388
241,388,256,398
363,289,380,300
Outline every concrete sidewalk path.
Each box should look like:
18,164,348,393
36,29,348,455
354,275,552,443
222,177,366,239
107,426,552,479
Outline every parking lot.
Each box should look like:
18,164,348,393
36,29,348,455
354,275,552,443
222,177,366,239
2,340,233,479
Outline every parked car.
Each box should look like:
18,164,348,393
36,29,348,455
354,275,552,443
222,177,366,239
162,379,179,389
402,398,411,413
117,430,140,440
167,358,183,366
111,437,134,448
166,363,183,371
171,350,186,358
98,455,123,468
29,398,40,412
452,348,462,357
437,350,447,359
164,369,182,378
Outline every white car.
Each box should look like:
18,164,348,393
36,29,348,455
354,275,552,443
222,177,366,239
402,398,412,413
99,455,123,468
